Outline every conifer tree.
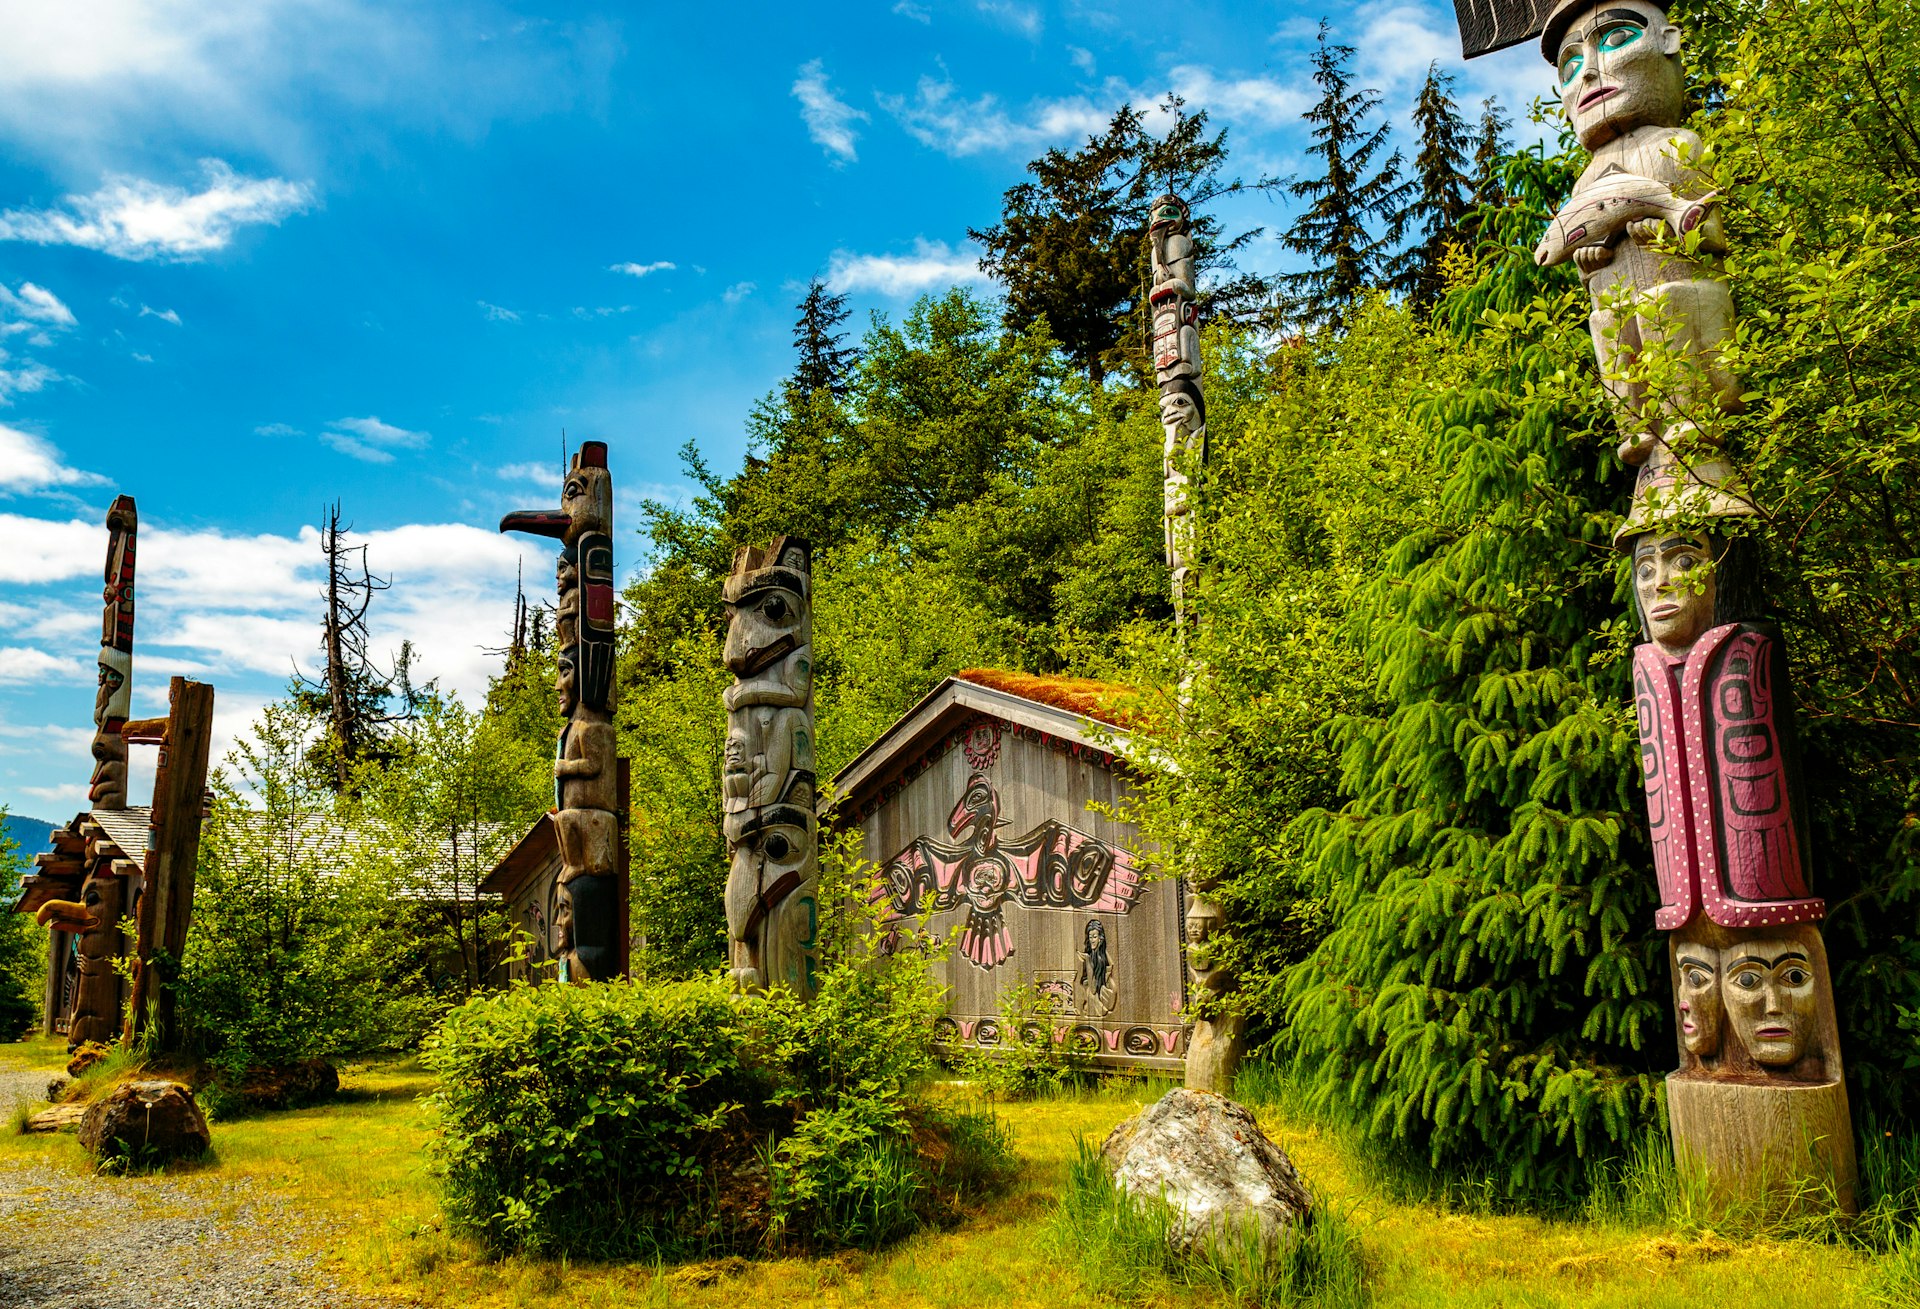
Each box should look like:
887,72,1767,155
789,277,858,400
1388,63,1473,312
1280,24,1411,330
1471,96,1512,208
972,95,1275,384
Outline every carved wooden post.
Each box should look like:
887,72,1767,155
721,537,819,998
1149,194,1243,1092
1452,0,1857,1212
121,677,214,1051
89,496,138,809
502,441,624,983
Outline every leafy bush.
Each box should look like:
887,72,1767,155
425,948,1013,1259
958,980,1097,1100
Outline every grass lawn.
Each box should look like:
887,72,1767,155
0,1037,1898,1307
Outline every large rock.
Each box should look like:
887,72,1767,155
1100,1088,1312,1259
78,1080,211,1163
238,1058,340,1110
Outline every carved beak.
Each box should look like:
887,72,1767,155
499,510,570,540
35,899,99,933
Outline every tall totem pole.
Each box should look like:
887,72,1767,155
721,537,819,998
90,496,138,809
1149,195,1242,1092
1452,0,1857,1209
502,442,623,983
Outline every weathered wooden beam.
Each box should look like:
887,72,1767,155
31,853,86,876
120,717,169,745
122,677,214,1052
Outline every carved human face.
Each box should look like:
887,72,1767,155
559,464,612,542
551,884,574,953
94,648,131,723
1633,533,1716,656
1674,944,1723,1057
1554,1,1684,149
722,723,753,803
1723,940,1818,1067
1085,921,1106,952
555,653,578,716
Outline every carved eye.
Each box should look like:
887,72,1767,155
763,596,789,622
1733,970,1762,990
1782,967,1811,987
1559,51,1584,85
1682,966,1711,988
764,833,791,860
1598,22,1643,52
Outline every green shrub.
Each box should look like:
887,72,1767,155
425,949,1014,1260
958,980,1098,1100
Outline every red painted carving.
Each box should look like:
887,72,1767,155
1636,622,1823,930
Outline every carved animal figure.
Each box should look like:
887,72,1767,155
1533,170,1715,266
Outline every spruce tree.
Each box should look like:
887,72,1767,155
972,95,1275,384
1280,24,1412,330
1388,63,1473,312
1471,96,1512,208
790,277,858,400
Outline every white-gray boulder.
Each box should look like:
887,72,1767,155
1100,1088,1312,1258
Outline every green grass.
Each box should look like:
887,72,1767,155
0,1042,1909,1307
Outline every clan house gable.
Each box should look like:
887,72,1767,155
831,670,1187,1071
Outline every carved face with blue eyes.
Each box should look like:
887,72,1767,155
1554,1,1684,148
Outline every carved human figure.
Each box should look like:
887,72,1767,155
88,496,138,807
1673,938,1723,1059
1535,0,1740,469
1075,918,1117,1017
1722,938,1819,1069
721,537,819,998
36,873,124,1049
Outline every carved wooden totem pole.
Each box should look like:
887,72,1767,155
502,441,623,983
1453,0,1857,1210
90,496,138,809
1149,194,1241,1092
721,537,819,998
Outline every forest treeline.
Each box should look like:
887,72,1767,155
8,0,1906,1204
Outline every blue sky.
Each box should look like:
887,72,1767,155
0,0,1544,820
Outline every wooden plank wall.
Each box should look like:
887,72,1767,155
857,717,1186,1070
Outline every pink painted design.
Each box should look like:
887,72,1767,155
1637,623,1825,931
958,1020,976,1042
961,721,1003,771
1161,1030,1181,1054
1103,1028,1120,1051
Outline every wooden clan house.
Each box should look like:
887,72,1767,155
831,669,1186,1072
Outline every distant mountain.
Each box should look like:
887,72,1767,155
3,814,56,860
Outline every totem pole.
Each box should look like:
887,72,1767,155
720,536,819,998
502,442,623,983
1148,194,1241,1092
1451,0,1857,1209
90,496,137,809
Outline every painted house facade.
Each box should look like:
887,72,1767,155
831,670,1188,1072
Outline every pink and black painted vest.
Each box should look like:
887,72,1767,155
1634,621,1824,931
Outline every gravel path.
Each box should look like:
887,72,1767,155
0,1051,413,1309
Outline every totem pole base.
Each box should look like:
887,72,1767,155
1667,1073,1858,1217
1184,1013,1246,1094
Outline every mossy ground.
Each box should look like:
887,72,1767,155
0,1036,1894,1306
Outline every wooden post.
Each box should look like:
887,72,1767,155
122,677,214,1051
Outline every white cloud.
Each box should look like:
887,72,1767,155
0,282,75,331
254,422,302,437
0,646,91,685
478,300,520,322
0,428,103,496
893,0,931,21
879,77,1108,156
609,260,675,278
320,415,429,463
723,281,756,304
975,0,1041,38
0,357,59,404
1068,46,1097,76
793,59,867,163
826,239,988,296
0,160,313,261
498,461,564,489
139,303,183,325
1168,65,1312,128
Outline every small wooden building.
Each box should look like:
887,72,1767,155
14,807,153,1042
831,669,1188,1072
478,816,565,983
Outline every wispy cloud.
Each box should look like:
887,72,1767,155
1168,66,1312,128
0,425,102,494
0,646,90,685
498,460,564,489
0,282,74,334
478,300,521,322
827,239,987,296
1068,46,1097,76
793,59,867,163
320,415,429,464
723,281,756,304
0,160,313,261
253,422,302,437
139,303,183,325
893,0,931,21
975,0,1041,38
610,260,675,278
879,77,1108,156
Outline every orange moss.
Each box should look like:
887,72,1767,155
954,668,1142,728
